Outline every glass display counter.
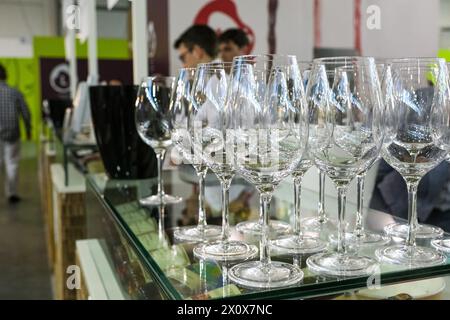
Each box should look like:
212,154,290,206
84,165,450,300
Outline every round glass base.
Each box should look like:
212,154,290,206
271,235,327,255
384,223,444,240
376,245,446,267
139,193,182,206
432,239,450,253
236,220,292,237
228,261,303,289
329,231,391,247
306,252,378,277
173,225,222,242
193,241,258,262
301,216,339,232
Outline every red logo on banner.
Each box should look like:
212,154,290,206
194,0,255,54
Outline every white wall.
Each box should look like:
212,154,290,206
361,0,440,58
0,0,58,37
168,0,314,75
276,0,314,61
0,38,33,58
97,9,128,39
440,0,450,48
168,0,441,74
0,0,129,57
0,0,58,57
320,0,354,49
317,0,440,57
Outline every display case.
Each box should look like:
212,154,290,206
84,166,450,300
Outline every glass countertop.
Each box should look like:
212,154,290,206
86,165,450,300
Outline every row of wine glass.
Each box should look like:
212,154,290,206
134,55,450,289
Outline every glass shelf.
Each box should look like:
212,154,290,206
85,165,450,300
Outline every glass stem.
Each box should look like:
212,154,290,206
293,175,304,239
220,180,232,242
155,149,166,197
260,192,273,267
336,186,348,254
406,182,419,247
355,174,365,237
196,169,208,233
158,203,166,245
318,170,326,222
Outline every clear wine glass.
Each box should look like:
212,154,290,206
227,54,308,288
446,61,450,167
271,151,328,254
298,61,333,233
190,62,258,261
135,76,182,206
170,68,222,242
432,62,450,253
302,59,354,234
306,57,383,277
298,61,312,90
330,63,392,247
269,61,327,255
376,58,448,267
382,59,446,242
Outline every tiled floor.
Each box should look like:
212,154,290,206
0,143,52,299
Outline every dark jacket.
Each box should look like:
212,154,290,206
370,160,450,222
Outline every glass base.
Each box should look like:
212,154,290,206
432,239,450,253
301,216,339,232
228,261,303,289
376,244,446,267
271,235,327,255
384,223,444,240
173,225,222,242
193,241,258,262
329,231,391,247
139,193,182,206
236,220,292,237
306,252,378,277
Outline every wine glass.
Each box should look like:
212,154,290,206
446,62,450,166
190,62,258,261
432,62,450,253
227,54,308,288
298,61,312,90
135,76,182,205
270,61,327,255
376,58,448,267
382,59,446,242
306,57,383,277
298,60,335,233
271,151,328,254
170,68,222,242
330,63,392,247
382,61,445,241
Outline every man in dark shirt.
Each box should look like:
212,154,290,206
0,64,31,204
174,25,219,68
218,28,250,63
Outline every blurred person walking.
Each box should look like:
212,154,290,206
0,64,31,204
